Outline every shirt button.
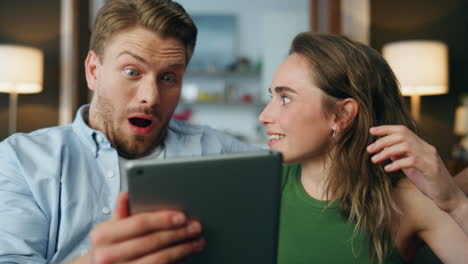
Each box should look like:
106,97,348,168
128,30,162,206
102,207,111,215
107,170,114,178
91,147,97,153
80,249,88,256
96,135,103,143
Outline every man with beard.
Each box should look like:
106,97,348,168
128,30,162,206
0,1,256,263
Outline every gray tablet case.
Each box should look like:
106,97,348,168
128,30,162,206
126,151,282,264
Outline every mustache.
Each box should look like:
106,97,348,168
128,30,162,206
126,106,163,120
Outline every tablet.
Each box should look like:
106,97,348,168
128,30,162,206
125,151,282,264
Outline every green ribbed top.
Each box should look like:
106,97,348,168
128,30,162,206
277,164,407,264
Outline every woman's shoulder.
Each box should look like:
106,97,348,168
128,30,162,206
393,179,437,230
392,178,468,263
391,179,428,258
393,179,438,214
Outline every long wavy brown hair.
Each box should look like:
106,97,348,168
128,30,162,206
290,32,418,263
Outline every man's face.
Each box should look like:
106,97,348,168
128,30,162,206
85,26,186,158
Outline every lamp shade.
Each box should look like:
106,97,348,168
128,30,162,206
382,40,448,96
454,106,468,135
0,45,43,94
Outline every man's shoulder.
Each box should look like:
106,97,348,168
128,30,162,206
168,118,208,135
0,125,73,149
166,119,262,155
168,118,237,140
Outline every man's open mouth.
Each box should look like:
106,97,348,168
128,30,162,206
129,117,153,128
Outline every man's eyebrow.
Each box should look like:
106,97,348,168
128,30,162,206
117,51,147,64
165,62,186,69
117,51,185,69
269,86,297,94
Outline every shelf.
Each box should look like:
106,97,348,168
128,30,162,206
180,100,265,107
185,70,261,78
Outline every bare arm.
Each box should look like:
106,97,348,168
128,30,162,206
368,125,468,236
394,179,468,263
65,192,205,264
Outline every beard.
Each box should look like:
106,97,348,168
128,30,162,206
89,95,168,159
114,122,168,159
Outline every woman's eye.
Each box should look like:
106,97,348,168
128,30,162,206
280,96,291,105
124,68,139,77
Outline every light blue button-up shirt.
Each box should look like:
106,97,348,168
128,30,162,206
0,105,258,263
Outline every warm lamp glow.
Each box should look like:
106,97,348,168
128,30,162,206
0,44,44,135
0,45,43,94
382,40,448,96
382,40,449,122
454,96,468,157
454,106,468,135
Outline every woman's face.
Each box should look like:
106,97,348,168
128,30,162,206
258,53,335,164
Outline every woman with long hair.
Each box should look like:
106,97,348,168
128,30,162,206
259,32,468,263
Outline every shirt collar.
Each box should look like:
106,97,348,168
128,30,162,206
72,105,204,159
72,104,112,157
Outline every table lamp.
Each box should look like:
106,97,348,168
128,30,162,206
454,96,468,159
382,40,448,122
0,45,43,135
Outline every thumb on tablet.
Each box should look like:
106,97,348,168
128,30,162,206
112,192,129,220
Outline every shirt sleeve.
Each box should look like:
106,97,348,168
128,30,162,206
0,139,48,263
208,128,263,154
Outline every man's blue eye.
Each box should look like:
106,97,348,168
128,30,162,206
162,74,176,82
124,68,139,77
